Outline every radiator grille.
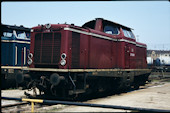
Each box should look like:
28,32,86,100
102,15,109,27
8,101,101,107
53,33,61,63
34,32,61,67
42,33,53,63
72,32,80,68
34,33,41,63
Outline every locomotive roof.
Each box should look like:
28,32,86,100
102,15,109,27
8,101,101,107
1,24,31,32
82,18,134,30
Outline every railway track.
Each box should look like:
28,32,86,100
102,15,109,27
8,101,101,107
1,102,29,108
2,77,170,112
2,96,170,113
2,102,29,112
1,100,53,112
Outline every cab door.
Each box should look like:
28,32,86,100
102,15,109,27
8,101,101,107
125,43,130,68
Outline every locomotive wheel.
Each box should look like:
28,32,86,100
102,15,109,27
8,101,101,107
133,83,140,90
1,74,6,89
50,73,61,86
15,71,24,84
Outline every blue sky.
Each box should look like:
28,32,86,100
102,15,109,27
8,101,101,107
1,1,170,50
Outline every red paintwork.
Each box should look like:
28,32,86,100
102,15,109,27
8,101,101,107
29,18,147,69
94,18,103,32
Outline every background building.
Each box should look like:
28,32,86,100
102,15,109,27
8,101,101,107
147,50,170,66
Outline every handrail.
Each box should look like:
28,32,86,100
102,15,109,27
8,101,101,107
2,97,170,112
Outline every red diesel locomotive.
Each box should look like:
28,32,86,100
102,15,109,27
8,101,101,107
16,18,151,98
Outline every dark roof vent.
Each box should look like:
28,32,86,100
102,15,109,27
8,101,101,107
95,18,103,20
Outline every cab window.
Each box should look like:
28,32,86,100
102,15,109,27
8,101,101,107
104,25,119,35
3,32,13,37
123,29,135,39
16,31,30,39
18,32,26,39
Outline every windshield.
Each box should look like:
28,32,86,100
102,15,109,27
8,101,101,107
122,29,135,39
104,25,119,35
15,30,30,39
2,30,30,39
3,32,13,37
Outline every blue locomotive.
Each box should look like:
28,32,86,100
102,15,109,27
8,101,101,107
1,24,31,89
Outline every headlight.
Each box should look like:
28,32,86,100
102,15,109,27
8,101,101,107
28,53,33,65
28,53,33,58
61,53,66,59
46,23,51,29
31,29,34,32
27,59,33,65
60,60,66,66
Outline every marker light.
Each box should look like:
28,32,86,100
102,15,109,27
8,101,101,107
60,60,66,66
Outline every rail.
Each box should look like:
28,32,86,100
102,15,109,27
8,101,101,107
1,102,29,108
2,97,170,112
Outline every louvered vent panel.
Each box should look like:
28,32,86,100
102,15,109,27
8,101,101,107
41,33,53,63
53,33,61,63
34,33,41,63
72,32,80,68
34,32,61,68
